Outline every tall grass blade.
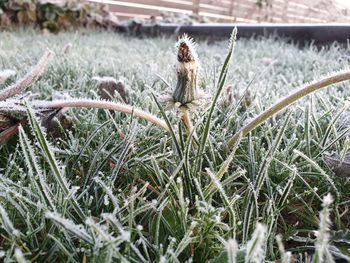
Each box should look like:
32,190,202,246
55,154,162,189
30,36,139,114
46,212,93,245
25,105,85,220
0,203,21,237
18,125,56,211
313,194,335,263
196,28,237,173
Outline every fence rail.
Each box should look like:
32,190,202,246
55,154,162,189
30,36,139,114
87,0,350,23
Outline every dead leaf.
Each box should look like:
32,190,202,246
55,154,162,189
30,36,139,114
323,151,350,177
0,121,25,142
41,109,74,138
0,113,17,130
94,76,130,104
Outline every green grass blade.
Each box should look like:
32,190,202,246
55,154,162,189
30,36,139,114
195,28,237,174
25,105,85,221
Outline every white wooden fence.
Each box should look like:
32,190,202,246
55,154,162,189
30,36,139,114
87,0,350,23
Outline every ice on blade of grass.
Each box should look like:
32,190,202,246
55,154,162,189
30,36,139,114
206,168,224,193
26,106,85,220
102,213,130,242
45,212,93,244
226,239,238,263
18,126,56,211
104,195,110,206
322,193,334,206
85,218,116,243
120,230,131,242
0,69,16,84
276,235,291,263
245,223,267,263
0,204,21,237
14,248,28,263
314,193,335,263
214,215,221,223
159,255,167,263
174,223,196,258
94,177,120,211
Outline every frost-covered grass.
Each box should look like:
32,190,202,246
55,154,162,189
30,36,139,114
0,29,350,262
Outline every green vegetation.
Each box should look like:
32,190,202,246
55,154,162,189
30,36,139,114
0,30,350,262
0,0,117,32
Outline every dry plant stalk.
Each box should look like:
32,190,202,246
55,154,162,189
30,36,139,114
162,35,209,138
0,50,169,141
31,99,169,131
0,51,54,101
227,70,350,149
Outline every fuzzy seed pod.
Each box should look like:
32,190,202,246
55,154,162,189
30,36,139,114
172,35,199,106
161,34,209,111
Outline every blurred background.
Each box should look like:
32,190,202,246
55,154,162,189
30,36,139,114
86,0,350,23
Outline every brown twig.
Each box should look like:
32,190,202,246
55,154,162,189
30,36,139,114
31,99,169,132
0,50,54,101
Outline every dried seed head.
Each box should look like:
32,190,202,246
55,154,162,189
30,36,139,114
169,34,209,110
173,35,199,106
161,35,209,111
176,35,198,63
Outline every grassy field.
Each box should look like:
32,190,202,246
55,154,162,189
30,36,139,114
0,29,350,262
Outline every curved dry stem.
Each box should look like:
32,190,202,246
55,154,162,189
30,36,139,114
180,108,199,142
181,108,193,132
0,50,54,101
32,99,169,132
227,69,350,149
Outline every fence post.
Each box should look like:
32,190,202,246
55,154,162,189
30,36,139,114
193,0,200,14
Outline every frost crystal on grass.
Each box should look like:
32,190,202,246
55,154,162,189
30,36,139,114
120,230,131,242
104,195,110,206
322,193,334,206
14,248,27,263
314,193,335,263
226,239,238,263
0,69,16,84
245,223,267,263
276,235,291,263
45,212,93,244
0,204,20,237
